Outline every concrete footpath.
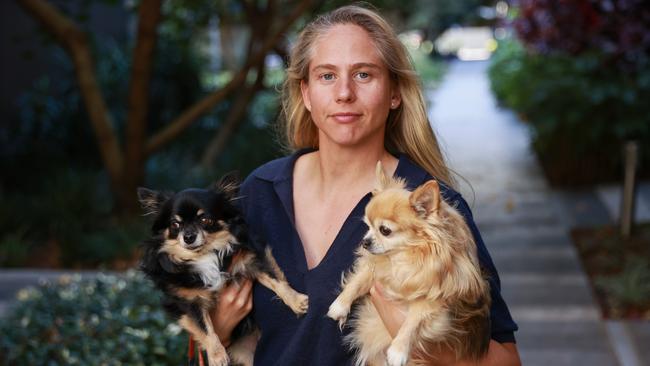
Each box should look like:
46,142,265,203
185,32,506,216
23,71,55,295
431,60,649,366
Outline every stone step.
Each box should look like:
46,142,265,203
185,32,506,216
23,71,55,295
516,319,618,366
499,274,597,308
552,190,613,227
519,349,618,366
478,223,567,240
516,320,613,350
490,250,584,276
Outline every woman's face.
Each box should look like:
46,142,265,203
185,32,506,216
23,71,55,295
301,24,400,149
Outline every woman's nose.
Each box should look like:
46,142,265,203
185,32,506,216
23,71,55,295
336,76,355,103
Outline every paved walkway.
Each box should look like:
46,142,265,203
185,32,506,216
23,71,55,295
430,60,650,366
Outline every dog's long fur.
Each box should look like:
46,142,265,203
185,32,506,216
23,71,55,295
138,178,308,366
327,163,491,366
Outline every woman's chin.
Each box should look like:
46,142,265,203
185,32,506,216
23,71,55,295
318,128,384,149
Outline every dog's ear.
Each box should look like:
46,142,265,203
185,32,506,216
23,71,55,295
137,187,171,216
373,161,405,194
374,161,390,193
212,171,240,199
409,180,441,217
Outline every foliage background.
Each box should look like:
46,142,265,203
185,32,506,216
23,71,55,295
1,0,458,268
0,0,481,362
488,0,650,186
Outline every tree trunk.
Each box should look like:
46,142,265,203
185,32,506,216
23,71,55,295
17,0,316,214
17,0,125,202
122,0,162,214
199,0,315,168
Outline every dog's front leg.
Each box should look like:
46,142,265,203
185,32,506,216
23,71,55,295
253,248,309,316
179,308,229,366
178,310,229,366
201,307,230,366
256,272,309,315
385,300,446,366
327,258,374,328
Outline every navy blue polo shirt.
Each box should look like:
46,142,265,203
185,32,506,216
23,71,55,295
238,149,518,366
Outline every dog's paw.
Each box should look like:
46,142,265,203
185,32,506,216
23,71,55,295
386,345,409,366
326,300,349,329
289,292,309,316
207,348,229,366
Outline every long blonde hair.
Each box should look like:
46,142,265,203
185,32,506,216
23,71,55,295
281,4,454,187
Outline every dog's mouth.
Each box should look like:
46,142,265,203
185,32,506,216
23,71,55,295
366,246,388,255
183,242,203,250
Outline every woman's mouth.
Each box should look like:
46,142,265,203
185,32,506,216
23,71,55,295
331,112,362,123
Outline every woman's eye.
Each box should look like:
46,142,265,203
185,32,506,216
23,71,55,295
379,225,392,236
356,72,369,80
320,73,335,81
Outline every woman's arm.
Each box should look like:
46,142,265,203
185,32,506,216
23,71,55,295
210,279,254,347
369,284,521,366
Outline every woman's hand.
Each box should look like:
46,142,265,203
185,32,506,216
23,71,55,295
369,282,406,338
369,282,521,366
210,279,254,347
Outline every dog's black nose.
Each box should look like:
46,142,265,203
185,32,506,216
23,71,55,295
361,238,372,249
183,233,197,244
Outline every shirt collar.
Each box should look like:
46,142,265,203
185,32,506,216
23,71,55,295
253,148,431,188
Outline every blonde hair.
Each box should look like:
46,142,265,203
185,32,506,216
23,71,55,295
281,4,454,187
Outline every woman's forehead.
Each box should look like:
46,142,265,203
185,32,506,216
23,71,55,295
308,23,385,71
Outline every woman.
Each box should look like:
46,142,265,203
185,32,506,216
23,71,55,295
211,5,520,365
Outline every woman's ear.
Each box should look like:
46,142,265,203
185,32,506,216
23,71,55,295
390,93,401,109
301,79,312,112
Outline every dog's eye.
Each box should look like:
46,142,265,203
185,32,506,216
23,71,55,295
200,217,214,227
379,225,392,236
170,221,180,230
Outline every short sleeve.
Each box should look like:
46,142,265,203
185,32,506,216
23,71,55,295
448,193,519,343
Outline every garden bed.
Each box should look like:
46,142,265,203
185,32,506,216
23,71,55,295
571,223,650,319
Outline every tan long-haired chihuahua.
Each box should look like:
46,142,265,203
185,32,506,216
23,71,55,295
327,162,491,366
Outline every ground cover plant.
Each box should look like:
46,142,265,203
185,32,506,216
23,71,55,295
572,223,650,319
0,271,186,365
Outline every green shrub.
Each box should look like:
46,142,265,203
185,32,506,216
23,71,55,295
0,168,146,268
596,257,650,310
0,271,185,365
410,47,447,88
488,38,650,185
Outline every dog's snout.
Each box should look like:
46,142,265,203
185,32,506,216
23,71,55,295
183,232,197,244
361,237,372,249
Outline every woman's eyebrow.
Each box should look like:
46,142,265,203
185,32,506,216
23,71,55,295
311,62,382,73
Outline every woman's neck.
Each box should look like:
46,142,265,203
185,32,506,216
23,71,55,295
308,142,398,196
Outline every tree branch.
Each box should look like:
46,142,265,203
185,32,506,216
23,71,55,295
200,57,267,169
144,67,251,155
17,0,124,182
145,0,315,156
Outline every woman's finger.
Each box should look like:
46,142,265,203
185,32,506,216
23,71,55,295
221,282,239,304
238,279,253,298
